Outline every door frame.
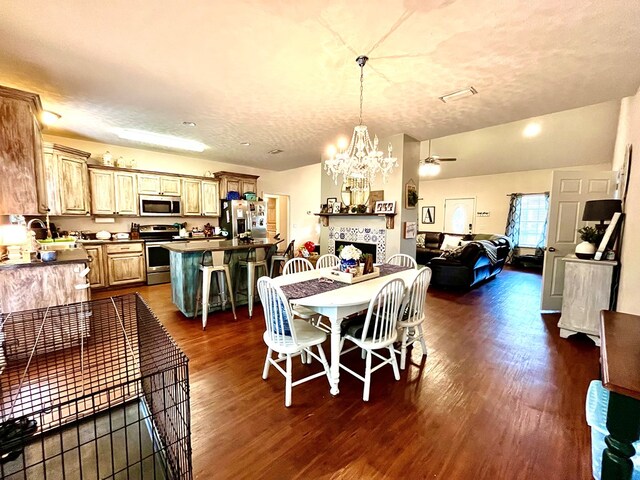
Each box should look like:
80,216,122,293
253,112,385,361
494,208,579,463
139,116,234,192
443,197,476,234
263,193,291,242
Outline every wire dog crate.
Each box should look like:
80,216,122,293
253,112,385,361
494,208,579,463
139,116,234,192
0,293,192,479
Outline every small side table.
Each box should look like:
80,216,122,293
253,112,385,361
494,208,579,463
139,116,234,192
558,255,617,346
599,311,640,480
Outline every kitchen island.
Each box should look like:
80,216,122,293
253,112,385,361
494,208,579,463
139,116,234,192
164,238,278,317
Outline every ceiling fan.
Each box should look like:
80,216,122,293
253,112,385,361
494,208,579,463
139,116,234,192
419,140,456,177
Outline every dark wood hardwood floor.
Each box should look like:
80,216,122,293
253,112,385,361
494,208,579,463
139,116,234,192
96,267,599,479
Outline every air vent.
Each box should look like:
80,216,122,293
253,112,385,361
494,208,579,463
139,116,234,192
439,87,478,103
268,149,284,155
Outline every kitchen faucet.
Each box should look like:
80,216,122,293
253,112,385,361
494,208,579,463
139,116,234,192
27,218,51,239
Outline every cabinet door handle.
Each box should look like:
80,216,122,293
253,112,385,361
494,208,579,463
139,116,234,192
548,247,556,252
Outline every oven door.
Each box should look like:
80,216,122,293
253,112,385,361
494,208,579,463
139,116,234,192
145,242,171,272
140,195,182,216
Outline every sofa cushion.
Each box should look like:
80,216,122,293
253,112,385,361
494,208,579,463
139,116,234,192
441,234,464,251
423,231,443,248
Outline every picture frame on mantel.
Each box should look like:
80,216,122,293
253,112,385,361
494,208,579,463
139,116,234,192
374,201,395,214
405,179,418,209
368,190,384,213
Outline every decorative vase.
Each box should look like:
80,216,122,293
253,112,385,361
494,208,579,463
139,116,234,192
575,241,596,259
340,258,358,272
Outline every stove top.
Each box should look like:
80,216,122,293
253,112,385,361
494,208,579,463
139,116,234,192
139,224,179,242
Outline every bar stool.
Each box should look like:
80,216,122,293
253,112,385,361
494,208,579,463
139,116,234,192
270,239,295,277
195,250,237,330
235,247,268,318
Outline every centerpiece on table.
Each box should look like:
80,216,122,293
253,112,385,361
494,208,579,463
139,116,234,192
322,245,379,284
339,244,362,273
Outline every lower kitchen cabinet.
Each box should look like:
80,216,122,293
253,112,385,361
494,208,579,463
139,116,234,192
85,242,146,289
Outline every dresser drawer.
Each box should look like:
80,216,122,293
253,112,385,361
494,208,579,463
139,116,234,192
105,242,144,254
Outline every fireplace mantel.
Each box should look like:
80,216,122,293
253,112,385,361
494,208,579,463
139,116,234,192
315,213,395,229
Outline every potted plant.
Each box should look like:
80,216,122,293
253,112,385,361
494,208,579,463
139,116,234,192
338,244,362,272
575,226,602,259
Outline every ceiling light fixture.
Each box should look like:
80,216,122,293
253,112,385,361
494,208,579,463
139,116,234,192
41,111,61,125
268,149,283,155
439,86,478,103
324,55,397,185
182,121,197,127
419,140,456,177
523,122,542,138
114,128,207,152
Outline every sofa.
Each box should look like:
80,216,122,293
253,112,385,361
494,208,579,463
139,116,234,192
416,231,511,289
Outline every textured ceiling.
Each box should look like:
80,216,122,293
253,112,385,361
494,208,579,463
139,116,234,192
0,0,639,171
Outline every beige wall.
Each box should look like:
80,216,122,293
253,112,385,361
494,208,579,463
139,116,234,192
613,87,640,314
418,163,612,235
259,163,321,247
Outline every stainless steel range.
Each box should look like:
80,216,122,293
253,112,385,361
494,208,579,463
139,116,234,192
140,224,179,285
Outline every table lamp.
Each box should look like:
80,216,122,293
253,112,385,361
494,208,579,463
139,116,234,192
0,224,28,261
582,199,622,234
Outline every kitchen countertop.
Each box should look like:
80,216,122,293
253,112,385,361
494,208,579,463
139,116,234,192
78,238,145,244
163,238,277,253
0,248,89,270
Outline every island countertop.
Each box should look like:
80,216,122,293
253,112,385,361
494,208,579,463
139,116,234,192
163,238,278,253
0,248,89,270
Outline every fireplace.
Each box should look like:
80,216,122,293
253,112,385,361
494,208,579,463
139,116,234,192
328,226,386,263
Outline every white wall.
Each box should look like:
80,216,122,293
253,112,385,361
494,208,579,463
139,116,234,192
259,163,321,247
418,163,612,234
613,87,640,314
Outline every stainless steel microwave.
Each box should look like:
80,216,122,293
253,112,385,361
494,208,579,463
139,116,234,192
139,195,182,216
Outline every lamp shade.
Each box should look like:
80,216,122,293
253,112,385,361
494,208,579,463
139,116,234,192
582,199,622,222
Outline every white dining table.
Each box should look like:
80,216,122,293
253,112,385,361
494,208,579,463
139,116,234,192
272,266,418,395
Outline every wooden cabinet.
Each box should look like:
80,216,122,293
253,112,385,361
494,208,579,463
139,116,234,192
182,179,202,216
106,243,145,286
201,180,220,216
41,144,91,215
89,169,116,215
137,173,181,196
85,244,106,288
89,168,137,215
0,85,44,215
215,171,260,200
114,172,137,215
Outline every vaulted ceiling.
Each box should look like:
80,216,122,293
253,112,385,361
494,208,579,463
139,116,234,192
1,0,639,170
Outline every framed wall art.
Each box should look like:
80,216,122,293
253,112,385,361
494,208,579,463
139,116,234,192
422,206,435,224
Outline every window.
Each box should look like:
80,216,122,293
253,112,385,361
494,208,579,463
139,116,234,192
517,194,549,248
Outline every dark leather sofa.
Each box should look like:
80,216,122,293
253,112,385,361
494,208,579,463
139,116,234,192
416,231,511,289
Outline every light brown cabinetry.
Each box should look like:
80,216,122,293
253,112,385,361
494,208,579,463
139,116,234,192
88,167,138,215
215,171,259,200
84,245,106,288
106,242,145,286
201,180,220,216
137,173,181,196
182,179,202,216
0,85,44,215
41,143,91,215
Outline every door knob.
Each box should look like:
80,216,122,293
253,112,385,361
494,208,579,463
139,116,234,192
548,247,556,252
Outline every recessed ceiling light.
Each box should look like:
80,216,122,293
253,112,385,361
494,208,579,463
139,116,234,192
439,87,478,103
523,122,542,138
41,111,61,125
268,149,284,155
240,142,251,146
114,128,207,152
182,121,196,127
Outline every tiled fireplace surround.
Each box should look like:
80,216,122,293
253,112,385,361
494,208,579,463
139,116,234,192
328,226,386,263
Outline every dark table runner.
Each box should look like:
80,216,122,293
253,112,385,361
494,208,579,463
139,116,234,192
280,264,409,300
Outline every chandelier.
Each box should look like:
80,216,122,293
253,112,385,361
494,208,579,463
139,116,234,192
324,55,397,186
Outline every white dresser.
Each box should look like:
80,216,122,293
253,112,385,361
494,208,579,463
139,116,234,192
558,255,617,346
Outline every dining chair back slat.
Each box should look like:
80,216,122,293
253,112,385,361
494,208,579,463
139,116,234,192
282,257,314,275
396,266,432,369
387,253,418,269
360,278,406,346
257,277,296,348
315,254,340,269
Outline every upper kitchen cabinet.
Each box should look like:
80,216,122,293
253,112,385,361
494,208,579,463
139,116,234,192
0,85,44,215
214,171,259,200
42,143,91,215
201,180,220,216
89,167,138,215
182,179,202,216
138,173,181,196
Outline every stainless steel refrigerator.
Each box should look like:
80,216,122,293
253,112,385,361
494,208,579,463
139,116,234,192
220,200,267,238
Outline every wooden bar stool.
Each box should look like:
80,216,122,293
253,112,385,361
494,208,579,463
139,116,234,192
234,247,268,318
195,250,237,330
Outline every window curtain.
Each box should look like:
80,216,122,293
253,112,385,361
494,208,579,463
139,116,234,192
535,192,550,256
505,193,522,262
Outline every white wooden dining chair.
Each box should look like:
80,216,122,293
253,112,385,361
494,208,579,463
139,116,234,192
315,254,339,269
257,277,331,407
339,277,406,401
396,267,431,369
387,253,418,269
282,257,314,275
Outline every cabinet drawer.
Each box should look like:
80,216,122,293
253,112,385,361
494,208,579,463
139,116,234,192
105,242,143,254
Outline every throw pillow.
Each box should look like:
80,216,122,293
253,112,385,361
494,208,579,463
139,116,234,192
416,234,426,248
441,234,463,251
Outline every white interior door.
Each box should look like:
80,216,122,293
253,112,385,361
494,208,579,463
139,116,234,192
541,170,615,311
444,198,476,234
